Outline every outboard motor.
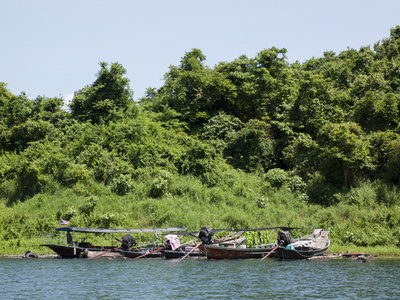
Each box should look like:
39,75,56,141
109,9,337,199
198,227,214,244
121,234,136,250
277,230,294,246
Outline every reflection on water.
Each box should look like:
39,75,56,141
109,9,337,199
1,257,399,299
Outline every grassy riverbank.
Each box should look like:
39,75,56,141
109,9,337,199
327,245,400,256
1,174,399,256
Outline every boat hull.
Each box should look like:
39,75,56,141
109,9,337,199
162,249,204,259
200,244,277,259
275,244,329,260
41,226,187,258
117,248,163,258
40,244,83,258
41,244,120,258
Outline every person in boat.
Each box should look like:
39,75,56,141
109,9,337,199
66,232,73,245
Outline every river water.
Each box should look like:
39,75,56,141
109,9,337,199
1,257,399,299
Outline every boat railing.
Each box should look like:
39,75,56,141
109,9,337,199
42,233,70,246
42,232,77,246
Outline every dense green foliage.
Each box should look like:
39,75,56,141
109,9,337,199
1,27,400,255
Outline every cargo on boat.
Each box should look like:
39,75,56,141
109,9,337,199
198,227,288,259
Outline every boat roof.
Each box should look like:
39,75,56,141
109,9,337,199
56,226,187,234
174,226,307,235
215,226,307,232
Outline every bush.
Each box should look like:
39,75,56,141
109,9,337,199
256,197,269,208
306,182,342,206
78,196,98,216
149,170,173,198
339,183,377,207
287,175,306,193
265,168,288,188
111,174,133,196
178,141,225,186
375,181,400,206
224,119,276,172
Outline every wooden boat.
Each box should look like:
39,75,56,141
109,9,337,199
40,243,85,258
275,229,330,260
162,246,205,259
160,233,207,259
117,247,165,259
41,226,186,258
197,227,291,259
200,241,277,259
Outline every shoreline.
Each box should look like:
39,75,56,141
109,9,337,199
2,254,59,259
1,252,394,260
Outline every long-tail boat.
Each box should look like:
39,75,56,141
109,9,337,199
275,229,330,259
198,227,278,259
201,240,275,259
195,226,311,259
41,226,186,258
162,246,205,259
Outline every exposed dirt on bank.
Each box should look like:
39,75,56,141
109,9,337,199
2,254,59,258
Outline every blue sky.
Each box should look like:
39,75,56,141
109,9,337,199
2,0,400,103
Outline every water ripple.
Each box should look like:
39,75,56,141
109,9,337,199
1,258,399,299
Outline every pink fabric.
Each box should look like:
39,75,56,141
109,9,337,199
184,247,199,253
165,234,181,250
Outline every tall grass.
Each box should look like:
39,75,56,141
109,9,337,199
1,175,399,255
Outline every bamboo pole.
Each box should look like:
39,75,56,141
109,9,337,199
88,246,120,260
133,246,167,260
261,242,282,260
180,242,202,261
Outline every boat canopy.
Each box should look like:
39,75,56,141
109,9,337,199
214,226,308,232
56,227,187,234
174,226,308,235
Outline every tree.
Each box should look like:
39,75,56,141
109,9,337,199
177,140,225,186
200,112,243,153
316,122,372,186
224,119,276,172
283,133,319,179
0,119,56,153
386,138,400,185
215,47,298,123
289,71,346,137
180,48,206,71
158,49,237,132
200,112,243,140
70,62,135,124
374,25,400,60
366,131,400,185
0,85,68,153
353,91,399,132
0,83,33,128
